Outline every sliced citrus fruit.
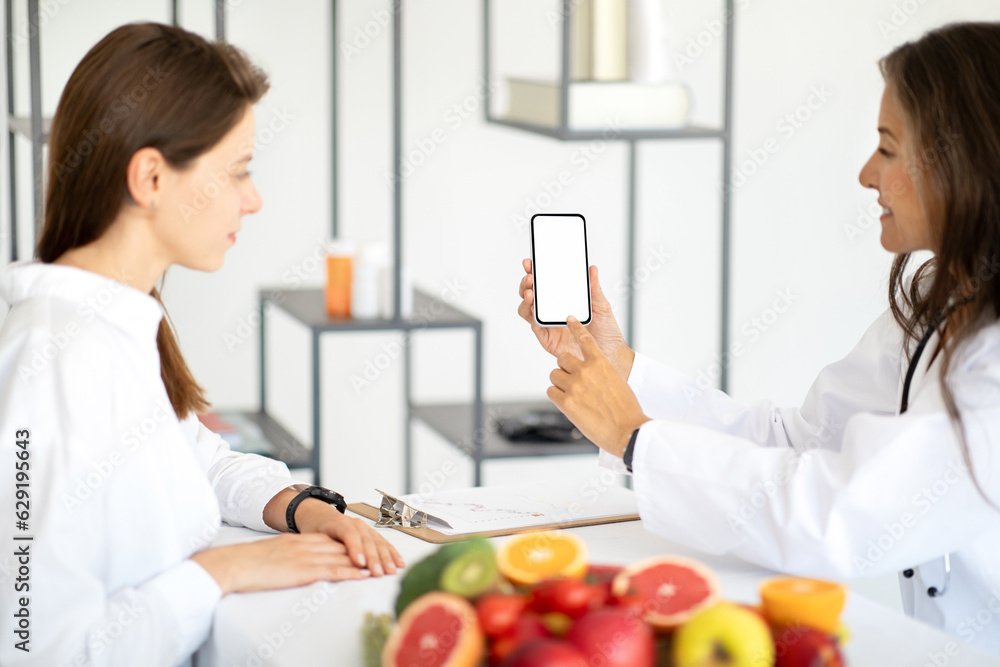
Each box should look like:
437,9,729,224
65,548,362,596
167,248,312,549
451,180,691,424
381,592,484,667
496,531,588,586
611,555,720,630
759,577,846,633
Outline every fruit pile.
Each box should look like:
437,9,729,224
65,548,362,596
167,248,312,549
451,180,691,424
367,531,848,667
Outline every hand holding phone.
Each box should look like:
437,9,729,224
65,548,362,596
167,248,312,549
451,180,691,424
529,213,592,327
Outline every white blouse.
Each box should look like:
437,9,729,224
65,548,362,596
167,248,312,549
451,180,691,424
0,261,298,666
602,306,1000,655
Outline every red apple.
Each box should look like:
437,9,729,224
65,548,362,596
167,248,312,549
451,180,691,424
490,614,550,664
501,638,589,667
774,626,844,667
477,594,527,638
529,578,604,618
566,607,656,667
585,564,624,607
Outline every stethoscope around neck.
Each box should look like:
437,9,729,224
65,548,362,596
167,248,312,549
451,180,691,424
898,298,971,599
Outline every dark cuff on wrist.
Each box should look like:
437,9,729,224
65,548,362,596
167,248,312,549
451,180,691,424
623,427,641,473
285,485,347,533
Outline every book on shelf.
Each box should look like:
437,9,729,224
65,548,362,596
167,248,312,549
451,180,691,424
504,78,690,130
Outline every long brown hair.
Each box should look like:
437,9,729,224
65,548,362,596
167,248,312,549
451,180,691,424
882,23,1000,504
36,23,269,419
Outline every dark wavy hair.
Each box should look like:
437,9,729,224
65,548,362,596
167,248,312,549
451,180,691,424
883,22,1000,505
36,23,269,419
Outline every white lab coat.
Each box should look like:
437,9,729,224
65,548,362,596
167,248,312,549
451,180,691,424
0,261,298,667
600,303,1000,655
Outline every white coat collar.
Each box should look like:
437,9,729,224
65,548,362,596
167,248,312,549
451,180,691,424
0,260,164,342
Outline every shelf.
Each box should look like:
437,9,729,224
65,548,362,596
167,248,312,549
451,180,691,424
7,115,51,141
262,287,481,333
413,401,598,460
487,117,728,142
211,409,313,470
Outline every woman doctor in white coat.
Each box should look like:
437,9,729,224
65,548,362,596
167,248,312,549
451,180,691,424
0,23,403,666
518,22,1000,655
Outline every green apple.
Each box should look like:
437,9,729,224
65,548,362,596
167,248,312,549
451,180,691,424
673,602,776,667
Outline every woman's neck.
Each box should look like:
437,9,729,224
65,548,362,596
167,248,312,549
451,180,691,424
52,212,168,293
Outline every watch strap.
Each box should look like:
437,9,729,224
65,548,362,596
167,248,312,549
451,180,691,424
623,427,641,473
285,485,347,533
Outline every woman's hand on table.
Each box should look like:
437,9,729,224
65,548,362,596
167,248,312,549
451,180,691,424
300,506,405,577
548,316,650,457
517,259,635,380
190,533,369,595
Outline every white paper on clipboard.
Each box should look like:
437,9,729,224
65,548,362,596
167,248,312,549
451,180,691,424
380,481,638,536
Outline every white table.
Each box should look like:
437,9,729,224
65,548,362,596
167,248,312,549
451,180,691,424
196,512,1000,666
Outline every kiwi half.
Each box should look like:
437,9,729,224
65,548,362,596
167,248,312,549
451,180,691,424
439,547,499,598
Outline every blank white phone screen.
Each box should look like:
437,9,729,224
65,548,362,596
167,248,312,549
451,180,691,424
531,214,590,325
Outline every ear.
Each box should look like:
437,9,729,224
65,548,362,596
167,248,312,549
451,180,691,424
125,147,165,209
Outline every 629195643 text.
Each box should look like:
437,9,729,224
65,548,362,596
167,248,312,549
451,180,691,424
12,428,32,653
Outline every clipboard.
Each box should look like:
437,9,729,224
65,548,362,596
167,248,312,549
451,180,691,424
347,502,640,544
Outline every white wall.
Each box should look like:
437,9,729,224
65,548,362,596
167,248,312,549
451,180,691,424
4,0,1000,612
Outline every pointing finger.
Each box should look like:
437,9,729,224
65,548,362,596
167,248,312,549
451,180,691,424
566,316,600,358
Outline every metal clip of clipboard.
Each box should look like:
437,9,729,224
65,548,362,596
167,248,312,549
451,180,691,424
374,488,429,529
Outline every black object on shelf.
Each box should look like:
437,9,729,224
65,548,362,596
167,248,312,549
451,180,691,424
495,407,583,444
412,401,596,459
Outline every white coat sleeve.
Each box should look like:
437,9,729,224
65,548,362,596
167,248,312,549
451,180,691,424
630,330,1000,580
600,308,905,475
178,414,298,533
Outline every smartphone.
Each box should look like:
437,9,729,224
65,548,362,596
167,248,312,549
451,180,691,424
529,213,592,327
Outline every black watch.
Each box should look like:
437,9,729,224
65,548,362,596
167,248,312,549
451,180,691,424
285,485,347,533
623,428,641,473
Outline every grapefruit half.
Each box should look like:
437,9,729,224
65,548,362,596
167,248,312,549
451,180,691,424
381,592,484,667
611,555,720,630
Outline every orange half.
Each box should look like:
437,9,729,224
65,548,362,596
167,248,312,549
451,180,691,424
496,531,588,586
759,577,846,633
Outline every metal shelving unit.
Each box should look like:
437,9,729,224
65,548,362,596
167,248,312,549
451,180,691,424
257,286,485,490
256,1,613,491
483,0,736,391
